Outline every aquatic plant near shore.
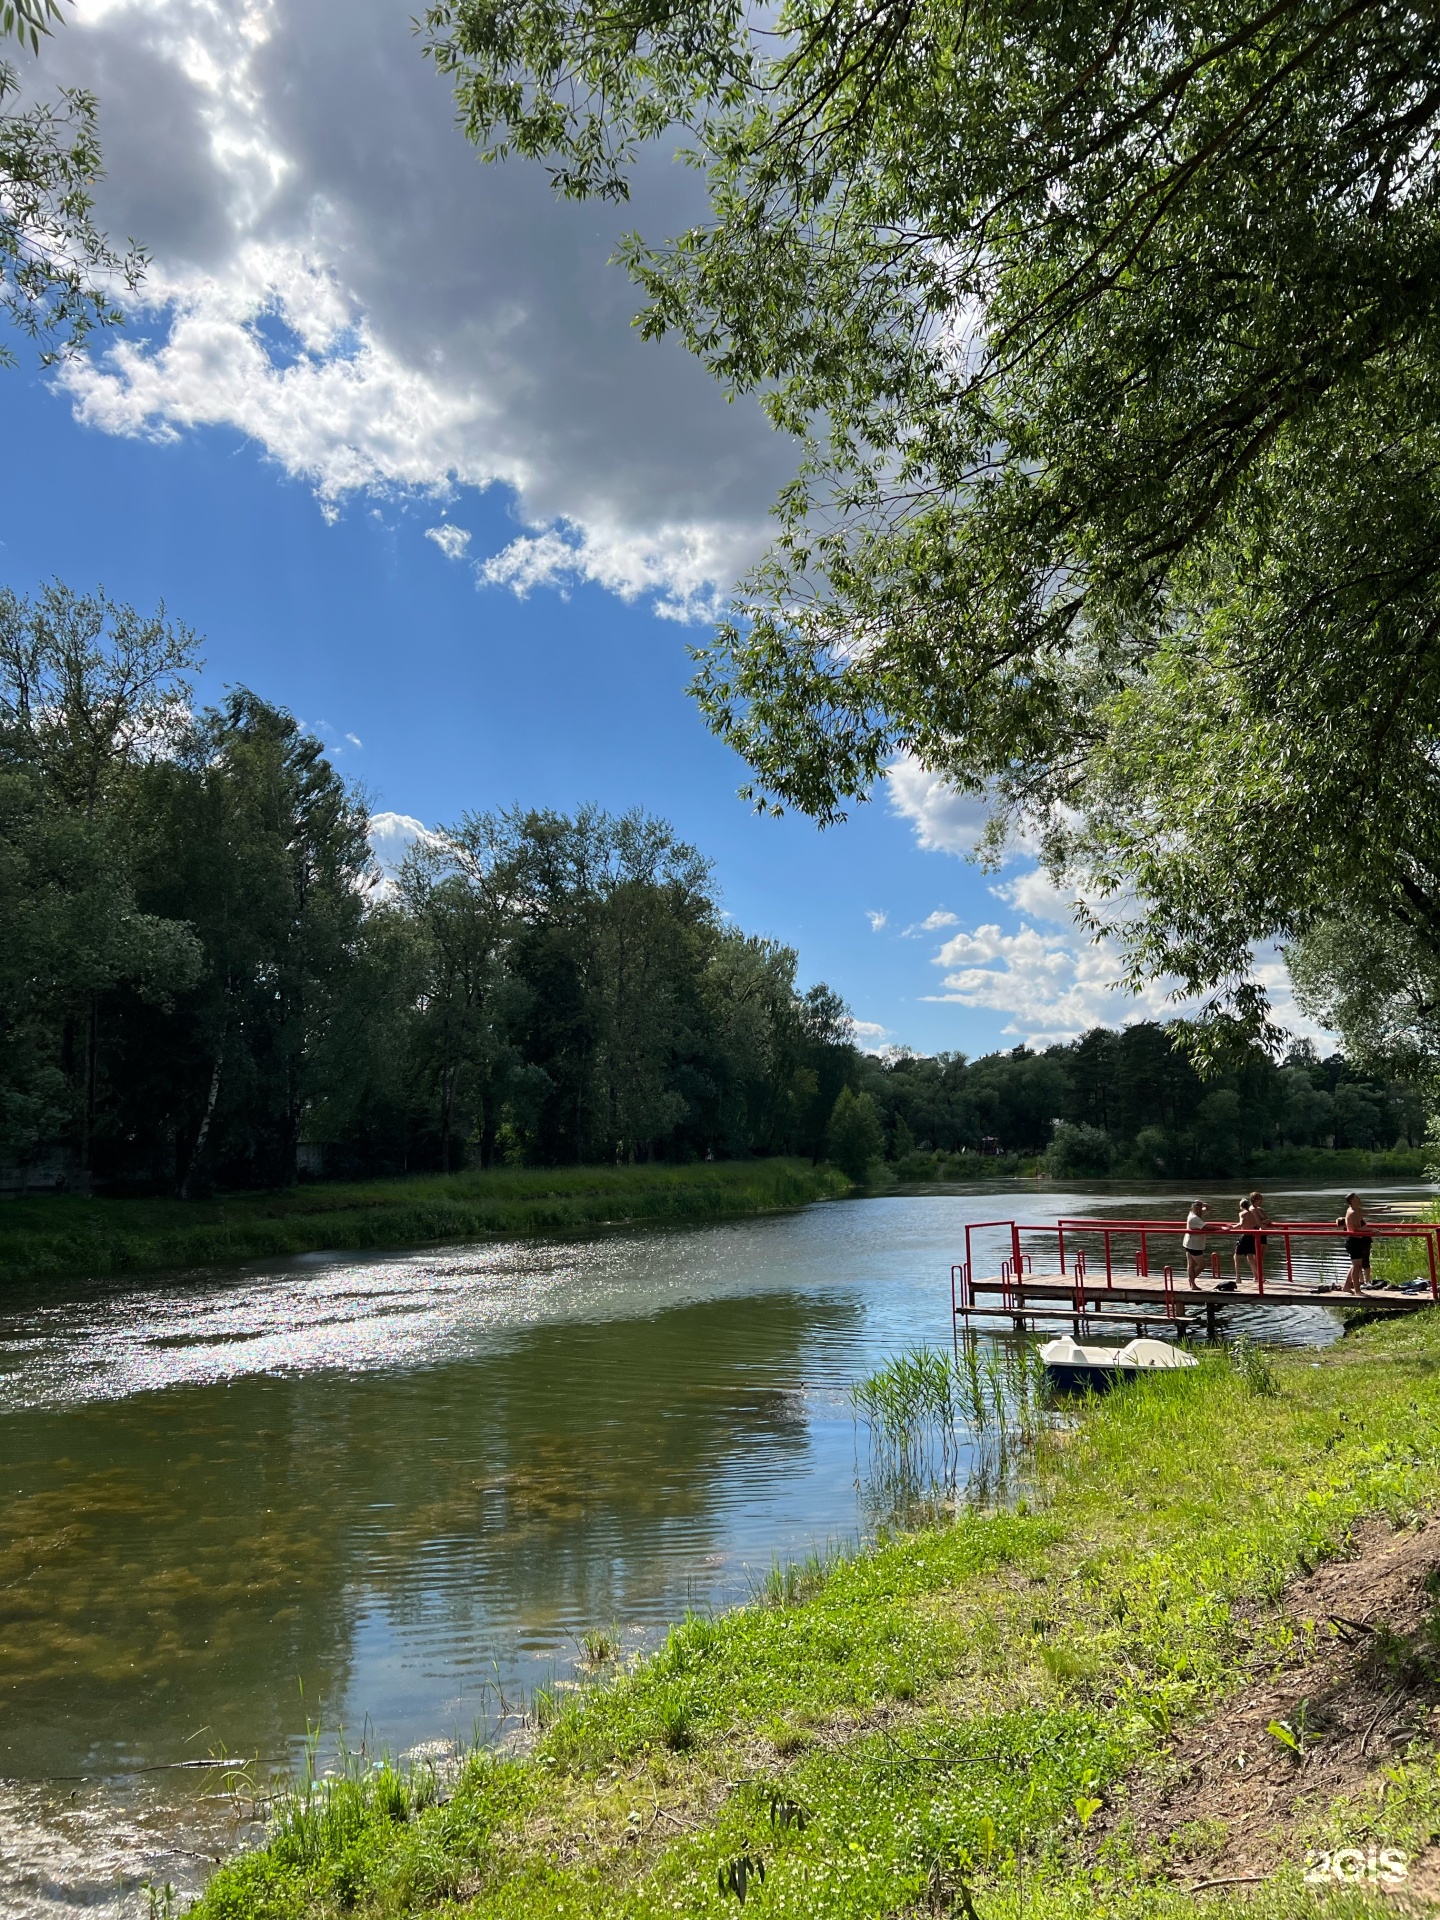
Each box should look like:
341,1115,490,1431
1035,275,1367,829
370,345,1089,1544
851,1339,1049,1524
852,1341,1047,1452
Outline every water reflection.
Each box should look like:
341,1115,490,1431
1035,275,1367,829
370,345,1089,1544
0,1180,1428,1916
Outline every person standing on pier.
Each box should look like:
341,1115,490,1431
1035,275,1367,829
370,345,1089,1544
1339,1193,1374,1295
1183,1200,1211,1287
1233,1192,1271,1286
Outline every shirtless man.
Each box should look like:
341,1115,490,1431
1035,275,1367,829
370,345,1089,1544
1338,1192,1374,1295
1233,1191,1272,1286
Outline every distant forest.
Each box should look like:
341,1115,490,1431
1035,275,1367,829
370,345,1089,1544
1,588,859,1194
2,588,1427,1196
856,1032,1427,1182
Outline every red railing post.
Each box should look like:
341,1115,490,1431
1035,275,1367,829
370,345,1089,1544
1104,1229,1113,1286
1011,1221,1023,1282
1139,1229,1149,1276
1284,1227,1294,1287
1429,1229,1438,1303
1256,1233,1265,1294
1058,1225,1066,1275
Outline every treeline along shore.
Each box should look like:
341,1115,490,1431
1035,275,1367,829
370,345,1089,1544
3,588,1427,1282
1,587,866,1199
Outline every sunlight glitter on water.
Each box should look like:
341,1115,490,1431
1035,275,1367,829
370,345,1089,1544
1,1182,1427,1916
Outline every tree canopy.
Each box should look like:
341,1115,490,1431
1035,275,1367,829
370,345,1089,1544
425,0,1440,1036
0,585,860,1190
1,0,141,365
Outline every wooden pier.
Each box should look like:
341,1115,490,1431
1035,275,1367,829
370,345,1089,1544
960,1270,1431,1339
952,1216,1439,1340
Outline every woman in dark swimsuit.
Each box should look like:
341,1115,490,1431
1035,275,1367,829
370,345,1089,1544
1339,1192,1373,1295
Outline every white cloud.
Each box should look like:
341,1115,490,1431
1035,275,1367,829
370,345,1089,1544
425,523,472,561
922,908,1336,1050
903,909,959,936
345,731,362,747
866,909,888,932
925,920,1165,1047
885,757,992,857
367,810,434,883
476,521,739,622
989,868,1084,924
888,750,1332,1047
45,0,787,616
852,1019,890,1052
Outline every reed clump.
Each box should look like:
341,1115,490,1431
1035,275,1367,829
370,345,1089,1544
852,1339,1047,1465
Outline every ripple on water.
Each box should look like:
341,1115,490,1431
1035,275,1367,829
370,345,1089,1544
1,1182,1425,1913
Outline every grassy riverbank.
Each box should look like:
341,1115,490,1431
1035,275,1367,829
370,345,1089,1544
194,1312,1440,1920
0,1160,851,1285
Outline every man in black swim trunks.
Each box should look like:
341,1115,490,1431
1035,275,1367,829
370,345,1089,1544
1339,1192,1373,1295
1233,1191,1271,1286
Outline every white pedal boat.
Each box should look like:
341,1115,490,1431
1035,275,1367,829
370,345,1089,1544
1039,1334,1199,1391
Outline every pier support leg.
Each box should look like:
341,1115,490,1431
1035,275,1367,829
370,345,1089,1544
1206,1303,1218,1341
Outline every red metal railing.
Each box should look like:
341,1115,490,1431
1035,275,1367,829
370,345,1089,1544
959,1216,1440,1304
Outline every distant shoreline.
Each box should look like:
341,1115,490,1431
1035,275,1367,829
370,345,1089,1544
0,1160,852,1287
887,1144,1432,1186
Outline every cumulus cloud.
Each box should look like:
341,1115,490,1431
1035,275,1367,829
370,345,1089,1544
425,523,472,561
477,522,735,621
989,868,1085,924
885,757,993,857
901,908,959,936
368,810,434,883
890,754,1332,1047
924,913,1334,1049
45,0,789,612
852,1019,890,1052
925,920,1166,1046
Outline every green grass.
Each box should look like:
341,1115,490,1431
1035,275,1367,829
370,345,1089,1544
890,1149,1044,1182
887,1143,1430,1185
0,1160,851,1285
1248,1144,1430,1181
190,1311,1440,1920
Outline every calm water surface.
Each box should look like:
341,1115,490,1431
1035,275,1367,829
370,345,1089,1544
1,1180,1428,1911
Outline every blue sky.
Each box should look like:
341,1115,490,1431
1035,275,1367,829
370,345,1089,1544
0,0,1320,1056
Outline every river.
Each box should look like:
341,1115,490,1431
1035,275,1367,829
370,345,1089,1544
0,1179,1428,1912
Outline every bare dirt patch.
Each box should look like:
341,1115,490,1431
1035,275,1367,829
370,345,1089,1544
1105,1517,1440,1902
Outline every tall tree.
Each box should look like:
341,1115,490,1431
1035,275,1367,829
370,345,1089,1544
0,585,199,1179
397,815,529,1170
426,0,1440,1033
110,692,374,1192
